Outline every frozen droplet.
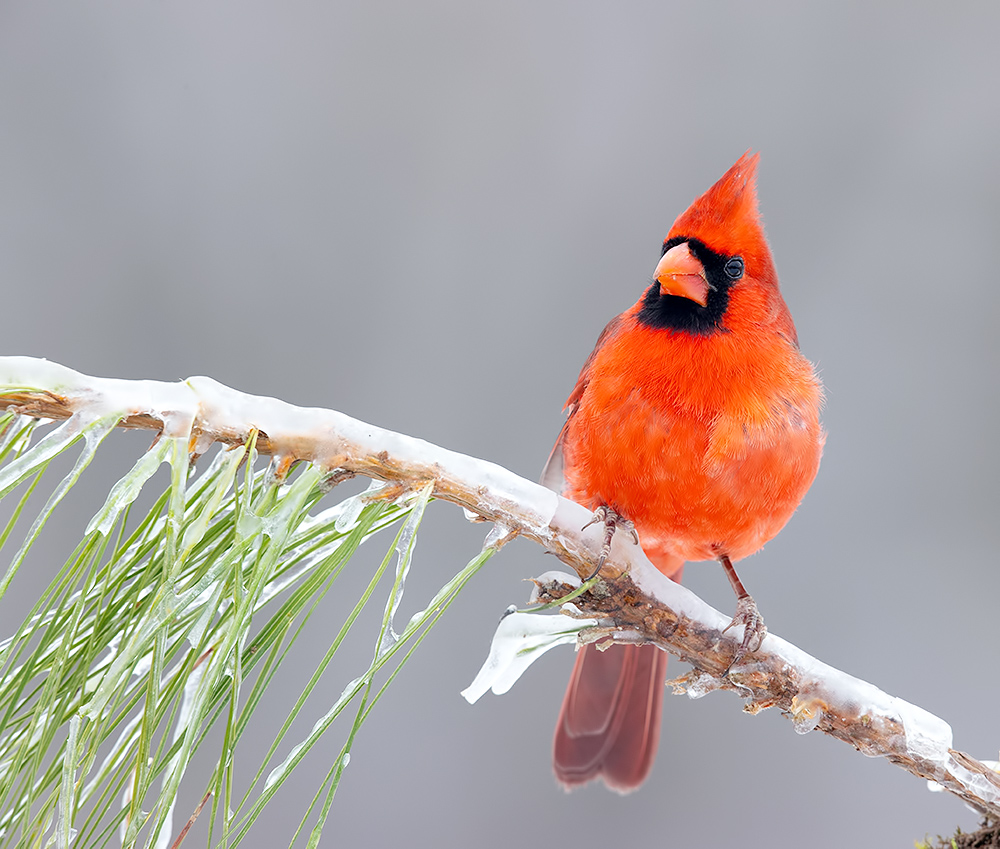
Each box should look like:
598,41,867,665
683,670,722,700
792,711,820,735
483,522,514,550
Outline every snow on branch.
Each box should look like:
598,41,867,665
1,355,998,815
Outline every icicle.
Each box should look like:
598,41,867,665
462,610,597,703
377,483,433,657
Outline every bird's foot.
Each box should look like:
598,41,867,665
581,506,638,580
722,595,767,671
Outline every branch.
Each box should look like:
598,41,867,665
1,355,997,815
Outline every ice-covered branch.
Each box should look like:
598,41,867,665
1,355,997,816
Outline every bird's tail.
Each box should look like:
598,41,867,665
552,556,682,792
553,642,668,792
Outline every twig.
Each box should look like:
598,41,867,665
1,356,997,816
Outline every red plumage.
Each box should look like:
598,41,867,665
545,153,824,792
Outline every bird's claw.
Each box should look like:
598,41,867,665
581,506,637,580
722,594,767,672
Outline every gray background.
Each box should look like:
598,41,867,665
2,2,999,847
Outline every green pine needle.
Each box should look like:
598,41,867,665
0,414,494,848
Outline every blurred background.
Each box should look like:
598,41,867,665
1,2,999,846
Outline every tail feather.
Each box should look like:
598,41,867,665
552,642,668,793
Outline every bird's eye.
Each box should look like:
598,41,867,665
724,257,744,280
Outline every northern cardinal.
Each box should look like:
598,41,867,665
542,153,824,792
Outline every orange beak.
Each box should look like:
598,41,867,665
654,242,711,307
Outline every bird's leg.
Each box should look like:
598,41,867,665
719,554,767,670
580,506,638,580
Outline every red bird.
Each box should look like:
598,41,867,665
543,153,824,792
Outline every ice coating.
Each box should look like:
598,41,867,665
0,412,118,601
265,739,308,791
0,416,88,499
378,483,432,656
265,673,366,791
547,495,731,628
184,374,562,537
483,522,515,550
759,633,956,774
680,669,725,700
2,356,995,814
149,662,209,849
461,610,598,703
0,356,194,427
950,760,1000,804
186,581,225,648
527,570,581,605
0,357,562,538
533,570,582,588
185,445,247,528
891,696,953,764
254,465,326,550
330,480,385,533
86,438,173,537
0,356,98,396
252,486,394,612
54,714,81,849
80,559,218,721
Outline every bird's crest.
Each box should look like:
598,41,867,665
667,151,766,257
